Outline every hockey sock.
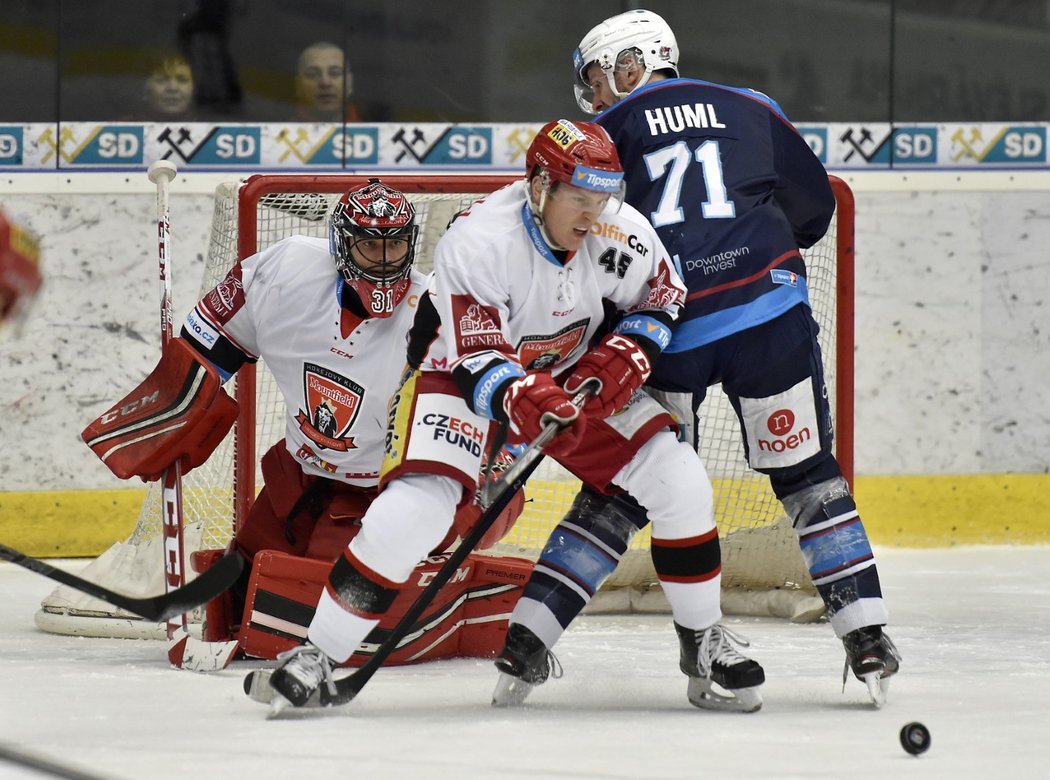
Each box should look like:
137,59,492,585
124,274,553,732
652,527,722,629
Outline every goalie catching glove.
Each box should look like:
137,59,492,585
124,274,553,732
502,373,585,458
563,333,652,419
82,338,239,481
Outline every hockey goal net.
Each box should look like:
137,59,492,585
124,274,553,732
37,172,854,638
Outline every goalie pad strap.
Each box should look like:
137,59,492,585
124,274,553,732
81,338,238,481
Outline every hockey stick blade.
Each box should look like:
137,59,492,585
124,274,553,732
0,543,244,622
245,386,595,711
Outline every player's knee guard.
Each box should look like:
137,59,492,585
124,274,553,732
782,477,880,614
528,486,647,605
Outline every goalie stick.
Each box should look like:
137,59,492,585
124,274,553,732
0,740,107,780
147,159,209,669
0,543,244,623
244,385,594,710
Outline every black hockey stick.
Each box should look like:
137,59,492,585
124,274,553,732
0,741,112,780
245,385,593,708
0,543,244,623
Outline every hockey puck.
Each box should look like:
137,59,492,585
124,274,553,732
899,722,931,755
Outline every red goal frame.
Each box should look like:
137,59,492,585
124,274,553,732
230,172,855,530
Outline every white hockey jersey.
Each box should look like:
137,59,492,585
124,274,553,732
413,180,685,411
183,235,426,486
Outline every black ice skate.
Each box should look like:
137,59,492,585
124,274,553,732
675,622,764,713
842,625,901,707
267,643,337,714
491,623,562,707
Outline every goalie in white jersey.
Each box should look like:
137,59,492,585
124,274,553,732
265,120,766,714
84,179,529,667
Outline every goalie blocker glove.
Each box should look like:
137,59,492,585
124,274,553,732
82,337,239,482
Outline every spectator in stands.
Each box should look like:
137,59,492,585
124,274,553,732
141,52,196,120
294,41,356,122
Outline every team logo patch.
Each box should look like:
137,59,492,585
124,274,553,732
640,261,685,310
517,319,589,370
452,295,507,351
740,379,821,469
294,363,364,451
203,265,246,320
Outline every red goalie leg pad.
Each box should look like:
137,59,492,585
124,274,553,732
81,338,238,481
347,551,534,665
236,551,329,660
452,486,526,551
234,550,534,665
191,548,241,643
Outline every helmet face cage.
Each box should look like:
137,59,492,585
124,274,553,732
526,120,626,215
572,9,679,114
329,179,419,317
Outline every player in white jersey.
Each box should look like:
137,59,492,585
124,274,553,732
265,120,765,714
84,179,528,666
0,210,42,337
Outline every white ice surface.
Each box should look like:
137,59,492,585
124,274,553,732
2,546,1048,780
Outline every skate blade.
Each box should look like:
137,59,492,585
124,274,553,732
686,678,763,713
862,672,890,708
243,670,275,705
268,692,294,718
492,672,536,707
244,668,327,710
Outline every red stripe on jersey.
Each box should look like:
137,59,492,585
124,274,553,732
685,250,801,302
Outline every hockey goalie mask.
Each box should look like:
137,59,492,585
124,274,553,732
572,9,679,114
526,120,626,224
330,179,419,318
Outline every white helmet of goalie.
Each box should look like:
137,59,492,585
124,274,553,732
572,9,679,114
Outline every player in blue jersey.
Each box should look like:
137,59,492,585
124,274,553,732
492,9,900,708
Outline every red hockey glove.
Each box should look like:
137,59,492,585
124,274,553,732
563,333,652,419
502,373,585,459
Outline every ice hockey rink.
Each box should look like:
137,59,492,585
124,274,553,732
1,545,1047,780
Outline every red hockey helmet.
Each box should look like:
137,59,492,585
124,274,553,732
330,178,419,318
526,120,626,212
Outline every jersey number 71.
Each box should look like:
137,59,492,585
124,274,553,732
643,140,736,227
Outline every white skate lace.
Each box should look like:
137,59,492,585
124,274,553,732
696,624,753,677
276,644,337,697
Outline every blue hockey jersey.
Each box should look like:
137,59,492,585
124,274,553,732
595,78,835,352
